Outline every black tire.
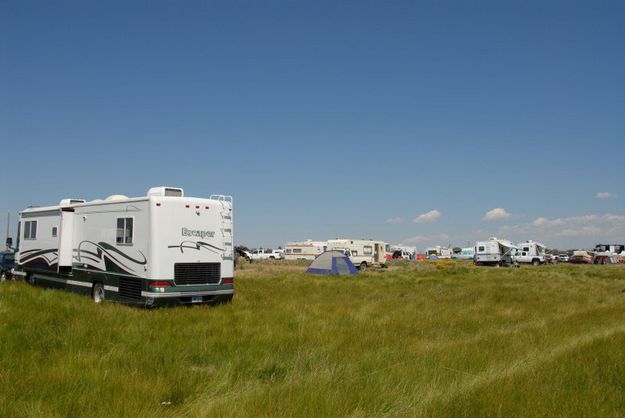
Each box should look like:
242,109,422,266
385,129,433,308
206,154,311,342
359,262,367,271
92,283,105,303
532,259,540,266
27,273,36,285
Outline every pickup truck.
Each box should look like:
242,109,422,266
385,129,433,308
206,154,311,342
0,251,15,280
250,248,283,261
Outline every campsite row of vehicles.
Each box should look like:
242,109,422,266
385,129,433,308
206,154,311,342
3,185,623,305
284,239,388,271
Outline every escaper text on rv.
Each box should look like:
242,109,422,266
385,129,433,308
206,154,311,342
14,186,234,307
182,228,215,239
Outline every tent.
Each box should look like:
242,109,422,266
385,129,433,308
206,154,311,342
306,250,358,275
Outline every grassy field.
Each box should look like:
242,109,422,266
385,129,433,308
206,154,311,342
1,261,625,417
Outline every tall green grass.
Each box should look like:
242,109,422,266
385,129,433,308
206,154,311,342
1,262,625,417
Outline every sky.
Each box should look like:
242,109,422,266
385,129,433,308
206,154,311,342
1,0,624,250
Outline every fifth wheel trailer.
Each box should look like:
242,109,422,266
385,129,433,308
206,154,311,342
15,186,234,307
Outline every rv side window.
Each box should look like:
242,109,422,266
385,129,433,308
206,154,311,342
116,217,134,245
363,246,372,255
24,220,37,240
523,247,530,252
478,246,485,251
292,248,302,254
52,227,58,237
285,249,291,253
352,250,358,256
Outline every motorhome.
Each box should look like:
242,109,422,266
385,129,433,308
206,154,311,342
15,187,234,307
425,246,452,259
326,239,386,270
474,237,519,266
514,240,547,265
284,240,327,260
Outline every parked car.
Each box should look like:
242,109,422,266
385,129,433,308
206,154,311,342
557,254,570,262
250,248,283,261
0,251,16,280
569,251,593,264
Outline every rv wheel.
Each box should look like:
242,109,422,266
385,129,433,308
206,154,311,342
26,273,36,285
92,283,105,303
532,259,540,266
359,262,367,271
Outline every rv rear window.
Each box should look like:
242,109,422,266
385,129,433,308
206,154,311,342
116,217,134,245
52,227,57,237
24,220,37,240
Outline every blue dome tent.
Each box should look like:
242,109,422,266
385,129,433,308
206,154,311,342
306,250,358,275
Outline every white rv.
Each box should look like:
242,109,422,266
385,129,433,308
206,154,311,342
425,246,452,259
284,240,328,260
514,240,547,265
15,187,234,307
326,239,387,270
474,237,519,266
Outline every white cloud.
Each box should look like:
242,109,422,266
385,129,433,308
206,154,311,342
386,217,403,224
413,209,441,223
483,208,512,221
596,192,615,199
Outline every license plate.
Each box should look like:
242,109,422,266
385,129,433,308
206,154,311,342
191,296,203,303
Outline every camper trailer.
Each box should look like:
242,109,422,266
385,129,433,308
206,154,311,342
514,240,547,265
15,187,234,307
474,238,519,266
425,246,452,259
451,247,475,260
326,239,386,270
284,240,328,260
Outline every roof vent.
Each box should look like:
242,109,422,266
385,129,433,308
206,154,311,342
147,187,184,197
59,198,86,205
105,195,129,201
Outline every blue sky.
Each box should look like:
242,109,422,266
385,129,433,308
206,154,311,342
1,0,624,250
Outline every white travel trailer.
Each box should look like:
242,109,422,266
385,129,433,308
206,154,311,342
474,237,519,266
425,246,452,259
284,240,328,260
326,239,386,270
514,240,547,265
15,187,234,307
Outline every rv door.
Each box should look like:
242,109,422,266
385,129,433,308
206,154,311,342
57,209,75,271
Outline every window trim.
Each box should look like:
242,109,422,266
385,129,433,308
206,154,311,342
24,220,38,240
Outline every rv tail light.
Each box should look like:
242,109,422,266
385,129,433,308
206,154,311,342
185,205,190,208
156,203,161,207
195,205,200,209
222,278,234,285
205,206,209,210
150,281,172,288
